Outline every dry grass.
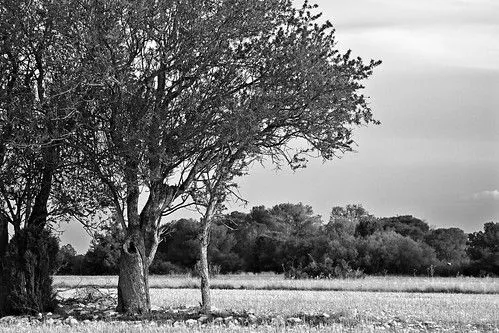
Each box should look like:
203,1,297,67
0,323,405,333
55,287,499,328
148,289,499,325
7,278,499,333
53,274,499,294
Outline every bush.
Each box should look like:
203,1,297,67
0,227,59,316
149,259,189,275
285,258,364,279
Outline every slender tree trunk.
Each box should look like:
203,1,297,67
117,227,150,314
199,208,214,313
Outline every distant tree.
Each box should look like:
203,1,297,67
56,244,78,275
327,204,372,237
209,223,244,273
84,220,124,275
467,222,499,275
270,203,322,238
425,228,468,264
357,231,437,275
355,217,383,237
158,219,200,269
377,216,429,242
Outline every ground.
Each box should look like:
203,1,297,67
0,275,497,332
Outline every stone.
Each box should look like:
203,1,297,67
248,314,258,323
0,316,16,323
287,317,302,324
65,317,78,326
223,316,233,324
198,316,209,323
322,313,330,318
213,317,224,324
185,319,197,326
271,316,285,326
45,318,55,325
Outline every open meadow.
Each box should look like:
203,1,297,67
54,274,499,294
4,274,486,332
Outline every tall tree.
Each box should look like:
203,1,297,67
72,0,380,313
0,0,106,314
0,0,76,314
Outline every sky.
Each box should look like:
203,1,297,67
61,0,499,253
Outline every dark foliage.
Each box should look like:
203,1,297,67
56,204,497,278
467,222,499,276
0,228,58,316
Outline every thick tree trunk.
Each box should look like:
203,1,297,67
0,214,8,260
199,222,211,313
0,214,8,314
117,228,150,314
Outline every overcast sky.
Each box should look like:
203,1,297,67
62,0,499,253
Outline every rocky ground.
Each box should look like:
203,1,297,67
0,288,497,332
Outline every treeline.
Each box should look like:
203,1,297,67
57,204,499,278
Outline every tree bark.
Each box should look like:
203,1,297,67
199,210,213,314
117,227,150,314
0,214,8,260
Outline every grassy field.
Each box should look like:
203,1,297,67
2,275,496,332
0,324,408,333
53,274,499,294
55,287,499,326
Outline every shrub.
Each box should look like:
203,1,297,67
0,227,59,315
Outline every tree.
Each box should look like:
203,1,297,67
71,0,380,313
328,204,372,237
0,0,80,315
56,244,78,275
83,219,124,275
467,222,499,275
425,228,468,264
357,231,437,275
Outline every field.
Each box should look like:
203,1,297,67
1,275,497,332
54,274,499,294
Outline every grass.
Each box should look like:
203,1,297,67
0,323,410,333
55,287,499,327
151,289,499,325
8,287,499,333
53,274,499,294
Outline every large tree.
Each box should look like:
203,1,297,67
72,0,380,314
0,0,107,314
0,0,76,314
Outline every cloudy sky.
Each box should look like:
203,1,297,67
62,0,499,253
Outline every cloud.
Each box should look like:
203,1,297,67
472,190,499,200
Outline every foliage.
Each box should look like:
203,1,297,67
0,228,59,315
55,205,495,277
357,231,437,275
467,222,499,276
83,221,124,275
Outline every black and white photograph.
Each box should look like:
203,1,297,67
0,0,498,332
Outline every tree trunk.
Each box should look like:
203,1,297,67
117,228,150,314
0,214,8,314
199,223,211,313
0,214,8,260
